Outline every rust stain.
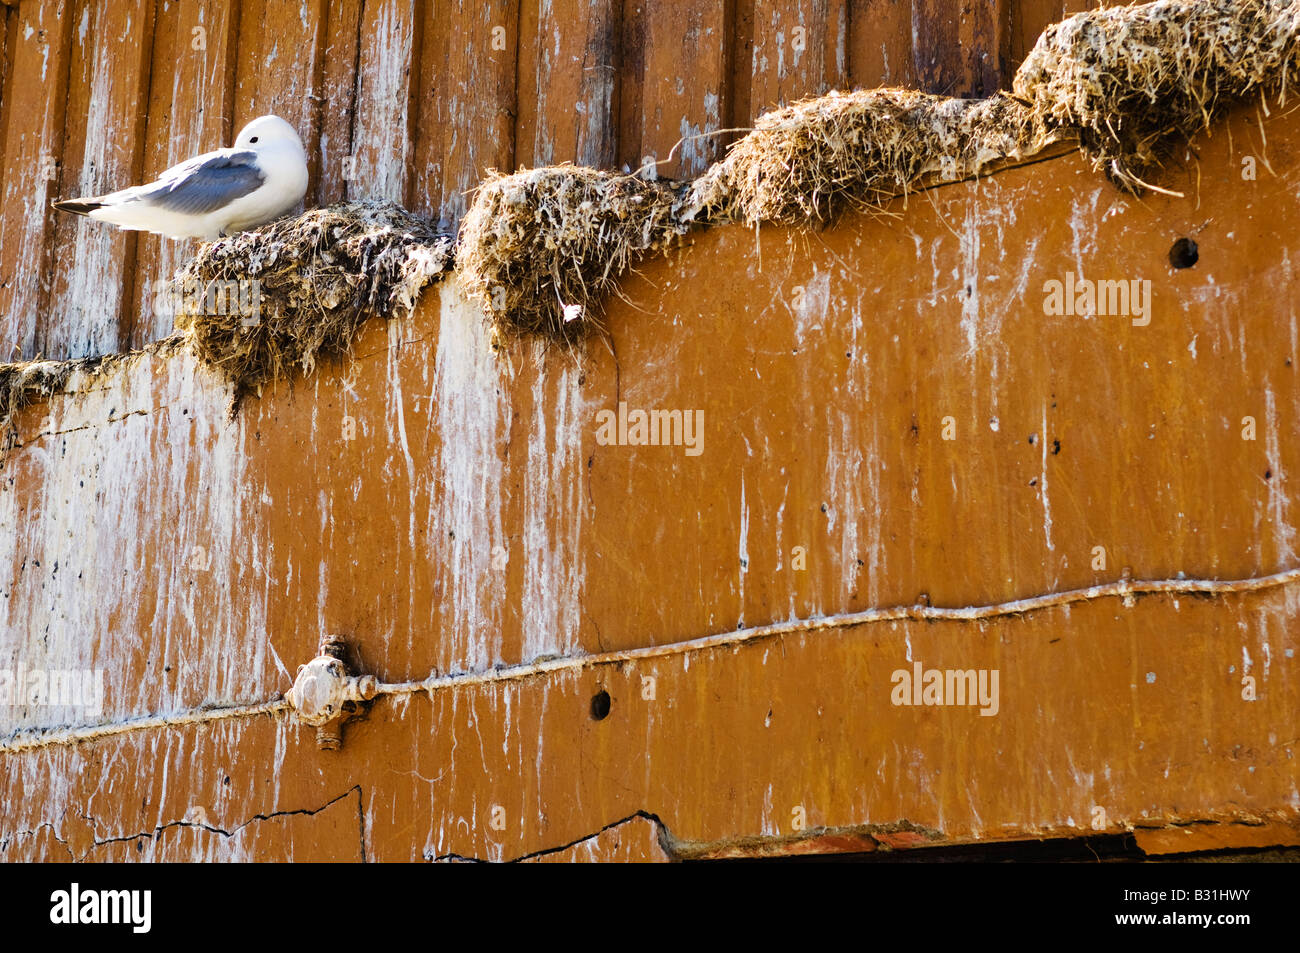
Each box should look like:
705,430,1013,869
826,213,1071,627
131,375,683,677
0,100,1298,859
0,0,76,359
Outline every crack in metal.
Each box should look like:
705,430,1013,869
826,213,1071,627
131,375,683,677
75,785,364,860
428,810,675,863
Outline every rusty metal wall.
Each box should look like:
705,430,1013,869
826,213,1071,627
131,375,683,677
0,93,1297,860
0,0,1112,362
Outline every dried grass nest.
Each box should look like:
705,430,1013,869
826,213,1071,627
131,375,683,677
0,359,80,451
683,89,1056,226
456,165,690,342
0,340,182,455
1015,0,1300,190
1,203,453,440
459,0,1300,339
173,200,453,400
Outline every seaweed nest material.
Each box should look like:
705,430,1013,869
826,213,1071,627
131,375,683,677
0,360,74,451
1014,0,1300,189
683,89,1058,226
458,0,1300,334
0,342,182,455
173,200,453,399
455,165,690,342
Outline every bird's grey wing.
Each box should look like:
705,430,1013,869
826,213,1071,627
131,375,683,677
136,150,265,215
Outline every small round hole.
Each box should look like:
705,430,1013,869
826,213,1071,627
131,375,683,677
1169,237,1198,269
590,690,611,721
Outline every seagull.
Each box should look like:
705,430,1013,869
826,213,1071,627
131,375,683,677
52,115,309,240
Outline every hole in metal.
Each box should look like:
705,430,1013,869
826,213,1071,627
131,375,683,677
1169,237,1198,269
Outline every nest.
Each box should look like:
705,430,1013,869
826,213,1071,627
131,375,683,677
683,89,1057,226
1014,0,1300,190
172,201,453,399
455,165,690,343
458,0,1300,330
0,360,75,451
0,343,181,455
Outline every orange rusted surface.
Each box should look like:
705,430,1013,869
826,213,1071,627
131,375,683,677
0,95,1297,860
1134,820,1300,857
0,0,75,359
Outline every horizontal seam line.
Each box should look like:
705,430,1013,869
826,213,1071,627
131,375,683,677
3,565,1296,754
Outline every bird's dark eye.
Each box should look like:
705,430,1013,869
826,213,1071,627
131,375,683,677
249,136,259,144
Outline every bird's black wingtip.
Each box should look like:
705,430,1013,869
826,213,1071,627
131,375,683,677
52,198,102,216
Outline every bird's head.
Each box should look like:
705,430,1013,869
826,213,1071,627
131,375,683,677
234,115,304,153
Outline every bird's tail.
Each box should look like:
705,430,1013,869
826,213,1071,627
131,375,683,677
52,198,103,216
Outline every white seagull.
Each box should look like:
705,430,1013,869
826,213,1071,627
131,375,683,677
53,115,309,240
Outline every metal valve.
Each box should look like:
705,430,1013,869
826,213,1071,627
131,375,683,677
285,636,378,750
